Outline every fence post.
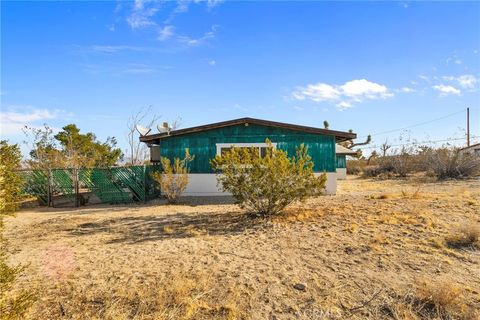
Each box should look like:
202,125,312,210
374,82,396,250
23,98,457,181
143,165,147,204
48,169,53,207
74,168,79,207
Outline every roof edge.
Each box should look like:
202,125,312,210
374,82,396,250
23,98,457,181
140,117,357,143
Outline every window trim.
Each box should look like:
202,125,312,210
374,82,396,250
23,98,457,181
215,142,277,156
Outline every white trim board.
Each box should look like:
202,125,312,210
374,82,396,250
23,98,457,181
180,172,337,196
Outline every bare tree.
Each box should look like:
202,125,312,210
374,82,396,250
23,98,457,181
126,106,161,165
168,117,182,131
380,140,392,157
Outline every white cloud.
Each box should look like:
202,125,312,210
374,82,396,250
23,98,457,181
456,75,477,89
123,64,155,74
292,79,393,109
126,0,160,29
178,25,218,46
419,75,430,82
446,54,462,65
400,87,415,93
292,105,304,111
206,0,224,8
90,45,148,54
292,83,340,102
208,60,216,66
0,107,60,135
433,84,461,96
82,63,172,75
442,74,478,90
158,25,174,41
340,79,392,100
336,101,352,110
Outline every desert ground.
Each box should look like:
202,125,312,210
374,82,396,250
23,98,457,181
4,177,480,320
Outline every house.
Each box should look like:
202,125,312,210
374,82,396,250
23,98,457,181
460,143,480,157
335,144,358,180
140,117,356,195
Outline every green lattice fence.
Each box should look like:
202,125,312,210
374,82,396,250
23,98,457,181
20,165,161,207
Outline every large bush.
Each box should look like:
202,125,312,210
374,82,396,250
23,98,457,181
211,141,326,216
423,148,480,179
0,141,24,214
0,140,35,319
151,150,193,203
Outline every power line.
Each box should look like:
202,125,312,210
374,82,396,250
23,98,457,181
359,135,480,150
358,109,466,139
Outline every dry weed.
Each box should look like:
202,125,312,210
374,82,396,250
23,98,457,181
445,222,480,249
29,271,244,320
370,279,477,320
412,278,469,318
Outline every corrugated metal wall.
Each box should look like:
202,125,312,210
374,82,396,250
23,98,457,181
336,155,347,168
154,123,336,173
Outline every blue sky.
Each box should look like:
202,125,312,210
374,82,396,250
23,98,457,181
1,0,479,156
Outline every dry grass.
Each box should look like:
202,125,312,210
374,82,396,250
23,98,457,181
413,278,465,317
446,222,480,249
31,271,244,320
4,177,480,319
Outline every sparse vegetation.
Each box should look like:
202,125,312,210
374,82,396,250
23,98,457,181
3,178,479,319
151,150,193,203
350,146,480,180
445,222,480,249
211,141,326,216
32,271,243,320
423,147,480,179
411,278,468,319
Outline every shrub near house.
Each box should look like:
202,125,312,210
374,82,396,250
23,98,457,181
211,141,326,216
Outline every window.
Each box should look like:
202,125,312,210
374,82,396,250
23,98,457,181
216,143,277,158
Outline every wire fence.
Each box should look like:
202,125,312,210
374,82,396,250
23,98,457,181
19,165,162,207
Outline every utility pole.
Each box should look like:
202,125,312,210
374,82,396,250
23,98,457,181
467,107,470,147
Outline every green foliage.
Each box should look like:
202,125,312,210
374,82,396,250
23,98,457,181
24,124,122,169
0,254,36,320
151,150,194,203
0,141,23,215
55,124,122,167
0,141,35,319
24,125,64,171
211,141,327,216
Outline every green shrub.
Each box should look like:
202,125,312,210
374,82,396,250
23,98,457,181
0,141,35,319
211,141,326,216
0,141,24,214
151,150,193,203
0,255,36,320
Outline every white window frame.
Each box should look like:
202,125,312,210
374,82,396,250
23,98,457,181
216,142,277,156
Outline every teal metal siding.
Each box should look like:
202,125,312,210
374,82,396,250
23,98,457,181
336,155,347,168
156,123,336,173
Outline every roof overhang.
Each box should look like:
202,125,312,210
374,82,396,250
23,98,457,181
460,143,480,151
140,117,357,144
335,144,358,156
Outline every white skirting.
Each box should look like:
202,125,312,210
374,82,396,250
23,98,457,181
181,172,338,196
336,168,347,180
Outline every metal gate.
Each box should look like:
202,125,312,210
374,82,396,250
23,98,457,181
19,165,161,207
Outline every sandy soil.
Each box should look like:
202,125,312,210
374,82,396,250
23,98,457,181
4,177,480,319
